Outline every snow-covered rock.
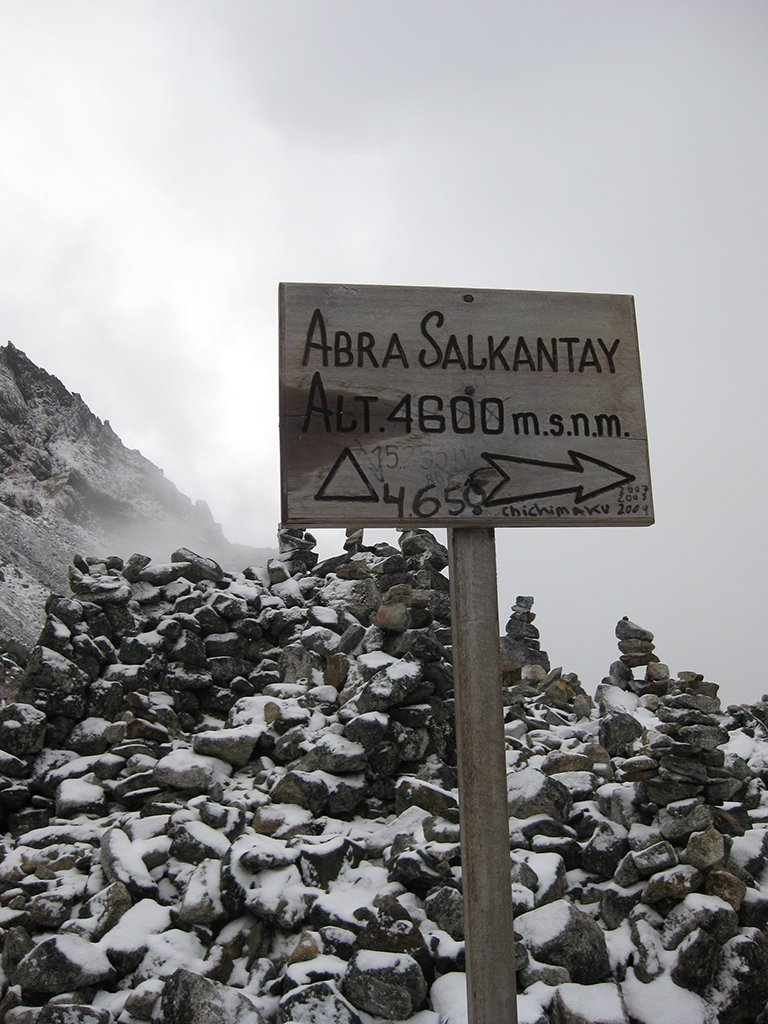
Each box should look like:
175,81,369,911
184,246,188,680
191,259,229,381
0,526,768,1023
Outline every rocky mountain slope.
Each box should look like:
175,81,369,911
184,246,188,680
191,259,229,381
0,342,271,648
0,529,767,1024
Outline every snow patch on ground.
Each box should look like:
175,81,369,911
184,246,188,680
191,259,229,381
622,970,712,1024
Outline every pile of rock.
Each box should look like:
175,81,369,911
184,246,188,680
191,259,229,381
0,531,767,1024
502,623,768,1023
0,342,274,651
500,596,550,681
0,532,462,1022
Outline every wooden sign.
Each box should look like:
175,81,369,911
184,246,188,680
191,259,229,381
279,283,653,528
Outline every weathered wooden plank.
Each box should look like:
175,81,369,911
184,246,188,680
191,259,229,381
448,527,518,1024
279,282,653,528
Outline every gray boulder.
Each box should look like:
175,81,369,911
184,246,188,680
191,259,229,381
425,886,464,941
661,893,739,951
37,1008,115,1024
0,702,46,755
671,926,720,993
599,711,644,757
581,821,629,880
659,799,714,843
15,934,115,994
710,929,768,1024
515,899,611,984
171,548,224,583
343,950,427,1020
161,968,268,1024
507,768,573,822
279,980,362,1023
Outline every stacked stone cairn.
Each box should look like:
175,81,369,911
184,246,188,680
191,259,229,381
500,596,550,682
0,531,767,1022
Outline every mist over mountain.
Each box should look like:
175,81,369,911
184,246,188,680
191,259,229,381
0,341,273,647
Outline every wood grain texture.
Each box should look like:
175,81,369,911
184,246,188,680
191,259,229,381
448,527,518,1024
280,282,653,528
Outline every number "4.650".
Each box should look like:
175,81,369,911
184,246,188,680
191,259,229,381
383,481,484,519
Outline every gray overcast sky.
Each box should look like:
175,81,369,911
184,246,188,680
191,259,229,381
1,1,766,702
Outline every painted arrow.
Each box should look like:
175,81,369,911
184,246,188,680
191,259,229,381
472,450,636,506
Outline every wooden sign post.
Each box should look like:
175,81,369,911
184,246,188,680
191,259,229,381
448,526,518,1023
279,282,654,1024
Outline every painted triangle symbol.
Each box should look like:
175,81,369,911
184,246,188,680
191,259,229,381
315,448,379,502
